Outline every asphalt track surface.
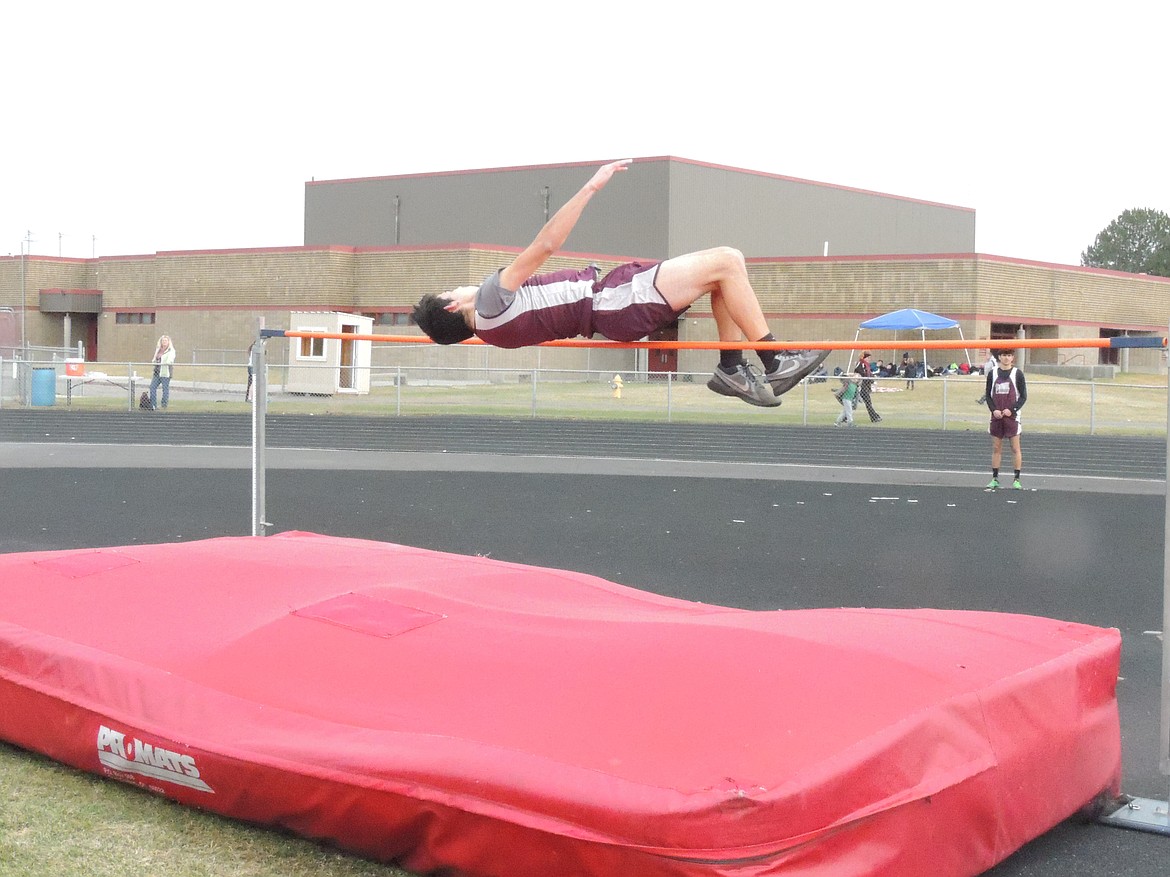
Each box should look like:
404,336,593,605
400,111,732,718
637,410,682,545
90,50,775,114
1,412,1167,876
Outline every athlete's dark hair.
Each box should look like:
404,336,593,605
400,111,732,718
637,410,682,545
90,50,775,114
412,294,475,345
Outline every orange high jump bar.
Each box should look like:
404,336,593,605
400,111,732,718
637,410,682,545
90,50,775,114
263,330,1167,352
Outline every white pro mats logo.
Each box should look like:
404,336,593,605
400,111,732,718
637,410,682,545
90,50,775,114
96,725,214,793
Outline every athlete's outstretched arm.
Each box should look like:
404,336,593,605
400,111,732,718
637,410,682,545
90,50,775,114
498,159,631,290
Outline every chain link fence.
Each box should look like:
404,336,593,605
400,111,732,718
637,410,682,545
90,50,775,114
1,356,1167,436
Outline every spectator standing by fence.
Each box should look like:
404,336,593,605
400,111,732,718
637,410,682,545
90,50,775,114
149,335,176,410
245,340,256,402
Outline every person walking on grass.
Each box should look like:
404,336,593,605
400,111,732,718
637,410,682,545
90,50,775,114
852,351,883,423
833,374,859,426
985,349,1027,490
412,159,828,408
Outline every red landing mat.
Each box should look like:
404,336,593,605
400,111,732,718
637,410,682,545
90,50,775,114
0,532,1120,876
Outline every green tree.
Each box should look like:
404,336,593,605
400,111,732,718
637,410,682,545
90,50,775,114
1146,242,1170,277
1081,208,1170,275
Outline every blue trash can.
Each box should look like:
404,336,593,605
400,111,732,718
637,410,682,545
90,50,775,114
31,368,56,407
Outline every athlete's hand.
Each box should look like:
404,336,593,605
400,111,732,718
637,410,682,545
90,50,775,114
993,409,1004,419
441,286,478,313
1002,408,1014,418
587,159,632,193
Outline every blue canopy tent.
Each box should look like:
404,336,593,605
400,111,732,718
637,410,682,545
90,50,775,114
852,308,969,375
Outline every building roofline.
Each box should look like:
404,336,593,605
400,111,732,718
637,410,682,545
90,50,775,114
304,155,975,213
8,243,1167,283
748,251,1170,281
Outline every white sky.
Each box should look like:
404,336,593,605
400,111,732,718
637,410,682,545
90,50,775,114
4,1,1166,266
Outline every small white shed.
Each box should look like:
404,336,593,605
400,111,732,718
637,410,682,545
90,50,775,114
285,312,373,395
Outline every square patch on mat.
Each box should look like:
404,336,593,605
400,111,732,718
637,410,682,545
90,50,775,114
293,593,444,637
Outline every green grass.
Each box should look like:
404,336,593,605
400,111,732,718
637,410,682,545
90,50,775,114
0,742,408,877
37,372,1170,435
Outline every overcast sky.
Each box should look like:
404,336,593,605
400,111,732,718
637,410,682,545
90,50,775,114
4,1,1165,266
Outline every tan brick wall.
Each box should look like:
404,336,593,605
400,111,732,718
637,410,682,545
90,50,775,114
973,259,1168,325
94,250,357,309
2,249,1167,374
745,257,982,317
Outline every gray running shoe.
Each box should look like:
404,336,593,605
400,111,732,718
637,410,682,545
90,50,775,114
764,349,831,397
706,364,782,407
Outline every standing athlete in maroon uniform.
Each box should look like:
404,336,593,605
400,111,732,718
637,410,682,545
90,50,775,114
413,159,827,408
985,349,1027,489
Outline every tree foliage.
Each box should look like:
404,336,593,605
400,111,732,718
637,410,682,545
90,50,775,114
1081,208,1170,275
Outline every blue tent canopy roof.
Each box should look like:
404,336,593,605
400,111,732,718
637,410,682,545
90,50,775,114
859,308,959,331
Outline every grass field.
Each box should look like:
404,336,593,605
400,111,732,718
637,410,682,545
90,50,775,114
19,370,1170,436
0,742,408,877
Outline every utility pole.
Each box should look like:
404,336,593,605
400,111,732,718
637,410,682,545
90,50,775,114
20,230,34,357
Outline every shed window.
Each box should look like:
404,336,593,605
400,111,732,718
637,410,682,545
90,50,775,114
297,329,326,360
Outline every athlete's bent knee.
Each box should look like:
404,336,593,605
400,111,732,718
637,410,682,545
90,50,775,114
712,246,747,274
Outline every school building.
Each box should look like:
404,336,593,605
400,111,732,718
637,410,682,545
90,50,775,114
2,156,1167,375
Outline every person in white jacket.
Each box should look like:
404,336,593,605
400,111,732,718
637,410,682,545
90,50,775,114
149,335,177,409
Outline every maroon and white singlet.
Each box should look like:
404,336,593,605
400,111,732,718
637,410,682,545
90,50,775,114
473,261,683,349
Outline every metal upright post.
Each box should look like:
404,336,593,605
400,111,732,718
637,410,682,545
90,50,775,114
1163,324,1170,784
1098,327,1170,835
251,337,269,537
20,233,30,360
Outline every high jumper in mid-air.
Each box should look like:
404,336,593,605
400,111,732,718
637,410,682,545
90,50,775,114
412,158,827,408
